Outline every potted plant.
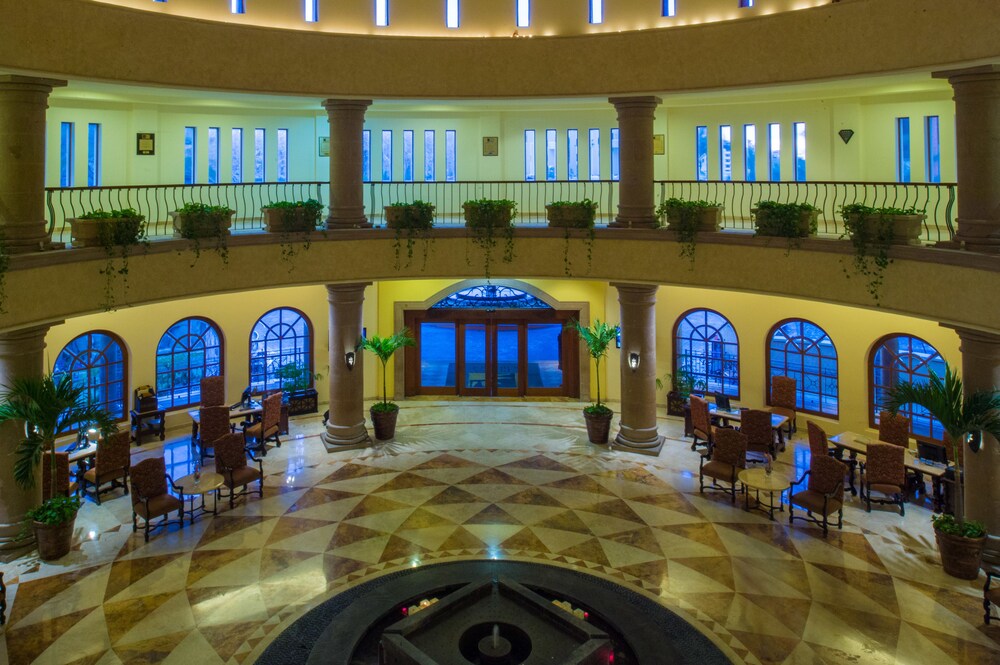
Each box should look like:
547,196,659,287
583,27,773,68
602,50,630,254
840,204,925,304
261,199,324,267
170,202,235,265
0,374,116,560
384,200,435,270
463,198,517,279
656,368,706,417
656,198,723,262
545,199,597,276
568,319,619,445
69,208,148,310
752,201,819,250
275,361,321,416
884,364,1000,579
360,329,416,440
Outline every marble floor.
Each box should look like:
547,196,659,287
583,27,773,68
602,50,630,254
1,402,998,665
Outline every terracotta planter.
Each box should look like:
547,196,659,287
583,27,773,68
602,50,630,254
262,207,319,233
665,206,722,233
34,516,76,561
68,217,144,248
169,210,234,239
545,205,595,229
752,208,819,238
934,527,986,580
583,408,613,445
463,203,514,229
846,213,925,246
370,406,400,441
384,205,435,229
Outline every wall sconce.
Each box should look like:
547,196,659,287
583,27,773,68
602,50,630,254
838,129,855,144
628,352,640,372
345,351,356,370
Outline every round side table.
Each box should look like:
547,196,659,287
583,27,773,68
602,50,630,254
738,467,791,521
175,471,225,525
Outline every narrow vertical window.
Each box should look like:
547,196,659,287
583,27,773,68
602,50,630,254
768,123,781,181
588,129,600,180
793,122,807,182
896,117,911,183
424,130,436,181
662,0,675,17
446,0,459,28
231,0,245,14
231,128,243,183
925,115,941,183
545,129,557,181
403,129,414,182
719,125,732,181
184,126,197,185
207,127,220,185
567,129,579,181
590,0,603,24
87,123,102,187
375,0,388,27
738,0,754,7
381,129,393,181
445,130,457,181
524,130,536,181
695,125,708,182
362,129,371,182
60,122,74,187
305,0,318,22
610,128,620,181
517,0,530,28
744,124,756,182
277,128,288,182
254,128,266,182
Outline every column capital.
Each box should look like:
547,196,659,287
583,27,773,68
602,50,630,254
326,282,372,302
932,63,1000,84
0,75,67,92
0,323,53,355
944,325,1000,361
611,282,659,303
322,98,373,113
608,96,662,111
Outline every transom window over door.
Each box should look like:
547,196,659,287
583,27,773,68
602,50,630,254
870,334,946,439
250,307,313,392
673,309,739,398
54,331,127,425
156,317,223,410
768,318,838,417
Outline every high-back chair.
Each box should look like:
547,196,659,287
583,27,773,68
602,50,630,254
863,442,906,515
789,454,847,537
41,452,77,499
742,409,776,460
197,405,234,462
200,375,226,407
243,392,283,456
699,427,747,503
768,375,797,437
689,395,713,452
878,410,911,447
130,457,184,542
807,421,832,459
81,430,131,504
215,432,264,508
982,535,1000,625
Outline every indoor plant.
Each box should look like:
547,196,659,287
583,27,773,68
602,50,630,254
656,368,706,417
752,201,819,251
463,198,517,279
656,198,722,263
384,200,435,270
170,202,235,265
261,199,324,267
361,328,415,440
70,208,148,310
275,361,321,416
840,203,925,304
545,199,597,276
884,364,1000,579
0,373,116,560
568,319,619,445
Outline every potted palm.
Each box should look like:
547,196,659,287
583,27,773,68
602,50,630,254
884,364,1000,579
568,319,619,445
0,374,117,560
275,361,320,416
656,368,706,417
361,329,416,440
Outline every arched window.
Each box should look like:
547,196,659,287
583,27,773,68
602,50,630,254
250,307,313,392
156,317,223,409
870,334,946,439
53,331,127,424
767,319,839,417
673,309,739,397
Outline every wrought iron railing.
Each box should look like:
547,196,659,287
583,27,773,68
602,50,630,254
44,179,956,244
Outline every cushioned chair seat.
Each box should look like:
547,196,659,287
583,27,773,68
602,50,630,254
790,490,842,515
869,482,904,496
225,466,262,488
133,493,183,519
82,467,126,484
701,461,736,482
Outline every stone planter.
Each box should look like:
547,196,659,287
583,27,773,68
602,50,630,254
846,213,925,246
384,205,435,230
935,527,987,580
545,205,595,229
169,210,234,239
665,206,722,233
752,208,820,238
463,203,514,229
583,408,613,445
371,406,400,441
34,515,76,561
68,217,144,248
262,207,319,233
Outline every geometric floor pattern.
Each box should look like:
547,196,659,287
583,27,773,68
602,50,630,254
1,401,998,664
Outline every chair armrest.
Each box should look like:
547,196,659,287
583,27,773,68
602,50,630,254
790,470,810,489
824,480,845,501
247,450,264,471
165,473,182,493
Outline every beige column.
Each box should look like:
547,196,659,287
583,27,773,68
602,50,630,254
0,324,50,549
612,283,664,456
607,96,661,229
0,75,66,253
322,283,371,451
933,65,1000,253
322,99,373,230
952,327,1000,532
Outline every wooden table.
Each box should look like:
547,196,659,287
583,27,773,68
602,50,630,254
55,439,101,467
174,471,225,525
130,408,166,444
708,404,790,451
738,467,791,521
188,401,262,442
829,431,950,511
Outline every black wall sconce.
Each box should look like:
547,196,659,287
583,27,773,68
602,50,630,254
628,352,640,371
345,351,356,370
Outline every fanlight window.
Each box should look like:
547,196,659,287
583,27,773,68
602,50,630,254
870,334,946,439
674,309,739,398
53,331,127,425
432,284,552,310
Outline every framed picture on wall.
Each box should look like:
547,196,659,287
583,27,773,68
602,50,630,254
483,136,499,157
318,136,330,157
136,133,155,156
653,134,665,155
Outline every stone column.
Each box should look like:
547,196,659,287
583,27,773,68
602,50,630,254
933,65,1000,253
952,327,1000,533
322,283,371,450
607,96,661,229
322,99,373,229
612,283,663,455
0,75,66,253
0,324,50,549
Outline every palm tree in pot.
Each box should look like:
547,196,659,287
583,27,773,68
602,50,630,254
568,319,619,444
884,364,1000,579
0,373,117,560
361,328,415,440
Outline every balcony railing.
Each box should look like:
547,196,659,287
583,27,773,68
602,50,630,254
44,179,956,245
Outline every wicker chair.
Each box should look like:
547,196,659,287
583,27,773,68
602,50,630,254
742,409,777,461
80,430,131,504
689,395,714,452
130,457,184,542
878,411,911,447
215,432,264,509
200,375,226,407
768,375,797,437
243,392,283,456
863,442,906,515
789,454,847,537
41,452,77,499
699,427,747,503
197,405,235,462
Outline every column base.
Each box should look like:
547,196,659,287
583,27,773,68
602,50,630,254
956,218,1000,253
612,432,665,457
322,423,372,452
325,216,372,230
0,522,33,550
609,216,658,229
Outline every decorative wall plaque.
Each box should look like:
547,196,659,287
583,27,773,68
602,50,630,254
483,136,499,156
136,133,155,155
